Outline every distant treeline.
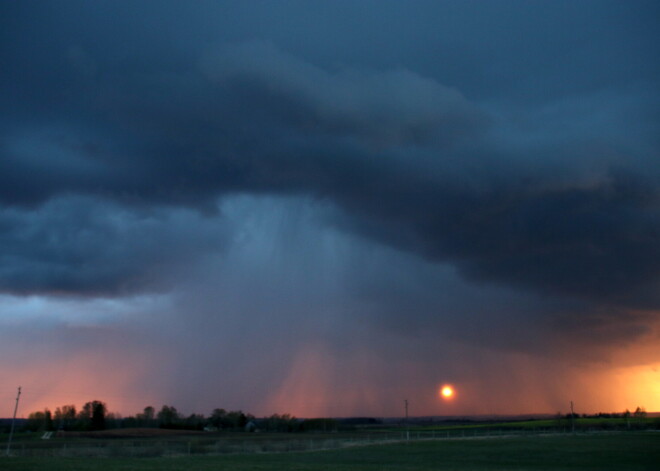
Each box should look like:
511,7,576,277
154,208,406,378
561,407,648,420
581,407,648,419
15,401,374,434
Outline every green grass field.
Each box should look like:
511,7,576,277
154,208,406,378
1,432,658,471
404,416,655,432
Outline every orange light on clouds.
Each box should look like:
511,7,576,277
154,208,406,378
608,364,660,412
440,385,454,399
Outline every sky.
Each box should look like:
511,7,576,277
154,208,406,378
1,0,659,419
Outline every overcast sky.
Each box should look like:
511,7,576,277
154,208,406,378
1,0,659,418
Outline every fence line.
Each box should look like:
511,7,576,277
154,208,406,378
4,426,655,458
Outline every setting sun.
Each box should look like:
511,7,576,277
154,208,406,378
440,385,454,399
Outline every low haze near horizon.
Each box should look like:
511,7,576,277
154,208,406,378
1,0,659,419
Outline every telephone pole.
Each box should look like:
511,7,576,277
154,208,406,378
6,386,21,456
404,399,409,441
570,400,575,434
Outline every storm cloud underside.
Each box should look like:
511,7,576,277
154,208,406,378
1,1,659,416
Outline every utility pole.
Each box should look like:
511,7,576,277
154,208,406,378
6,386,21,457
404,399,409,441
570,400,575,434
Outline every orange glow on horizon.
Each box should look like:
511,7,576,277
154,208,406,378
0,343,162,418
608,364,660,412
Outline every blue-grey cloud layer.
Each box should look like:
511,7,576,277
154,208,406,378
1,1,659,341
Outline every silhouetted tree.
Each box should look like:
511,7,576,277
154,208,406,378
266,413,298,432
26,409,54,432
208,409,253,430
143,406,155,421
184,413,205,430
104,412,121,429
633,406,647,428
300,418,338,432
54,405,77,430
137,406,156,427
209,408,227,429
157,405,180,428
91,401,107,430
77,400,107,430
633,406,647,419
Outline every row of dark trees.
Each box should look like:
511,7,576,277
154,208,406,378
24,402,341,433
553,406,650,430
24,403,254,432
26,401,107,432
584,407,648,419
558,407,649,420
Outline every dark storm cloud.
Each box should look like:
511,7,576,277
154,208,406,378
0,197,226,295
1,1,659,307
3,2,660,417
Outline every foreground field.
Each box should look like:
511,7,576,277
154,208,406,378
2,432,658,471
